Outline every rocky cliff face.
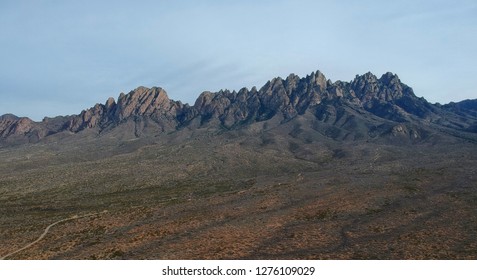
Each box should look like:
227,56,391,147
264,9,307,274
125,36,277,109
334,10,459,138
1,70,476,145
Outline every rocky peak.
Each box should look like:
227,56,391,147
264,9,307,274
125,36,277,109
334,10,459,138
116,86,171,120
351,72,379,100
0,113,20,121
379,72,400,85
0,115,35,137
266,77,286,93
63,86,181,133
285,73,300,83
194,91,218,109
105,97,116,110
311,70,328,90
284,74,300,94
350,71,416,103
258,77,290,111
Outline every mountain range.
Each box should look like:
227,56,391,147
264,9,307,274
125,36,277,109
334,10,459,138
1,70,477,260
1,70,476,146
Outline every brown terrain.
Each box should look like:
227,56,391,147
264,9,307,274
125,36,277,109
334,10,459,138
0,70,476,259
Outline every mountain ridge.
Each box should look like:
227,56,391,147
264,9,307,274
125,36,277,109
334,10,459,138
1,70,476,145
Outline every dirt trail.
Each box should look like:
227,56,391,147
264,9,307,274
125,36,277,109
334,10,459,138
0,210,107,260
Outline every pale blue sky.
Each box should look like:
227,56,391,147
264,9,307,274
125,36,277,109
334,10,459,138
1,0,476,120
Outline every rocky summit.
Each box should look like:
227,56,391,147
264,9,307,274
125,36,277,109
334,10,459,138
1,70,476,146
